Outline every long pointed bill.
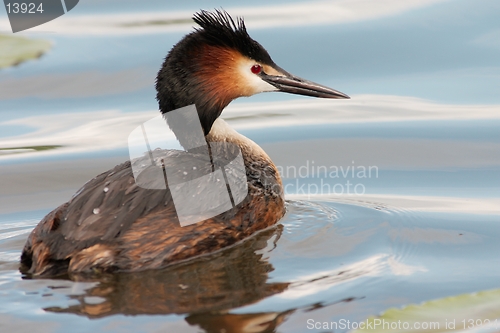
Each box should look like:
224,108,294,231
261,72,350,99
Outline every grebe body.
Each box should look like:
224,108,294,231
20,10,348,276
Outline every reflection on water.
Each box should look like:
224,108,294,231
39,225,297,333
1,200,499,332
185,310,293,333
44,226,288,317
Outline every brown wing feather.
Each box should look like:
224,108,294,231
20,149,284,276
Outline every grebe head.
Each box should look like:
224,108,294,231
156,9,349,135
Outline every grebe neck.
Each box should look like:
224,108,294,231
206,119,280,180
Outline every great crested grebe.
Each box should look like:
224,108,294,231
20,10,348,277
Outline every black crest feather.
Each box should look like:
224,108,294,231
192,9,274,65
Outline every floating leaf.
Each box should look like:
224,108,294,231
0,34,51,69
353,289,500,333
0,145,61,155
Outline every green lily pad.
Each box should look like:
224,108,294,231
0,145,61,156
0,34,51,69
353,289,500,332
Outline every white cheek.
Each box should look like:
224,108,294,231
238,60,278,94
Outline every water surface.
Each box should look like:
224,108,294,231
1,1,500,332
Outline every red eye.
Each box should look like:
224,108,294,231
251,64,262,74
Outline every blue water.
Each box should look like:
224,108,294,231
1,0,500,332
